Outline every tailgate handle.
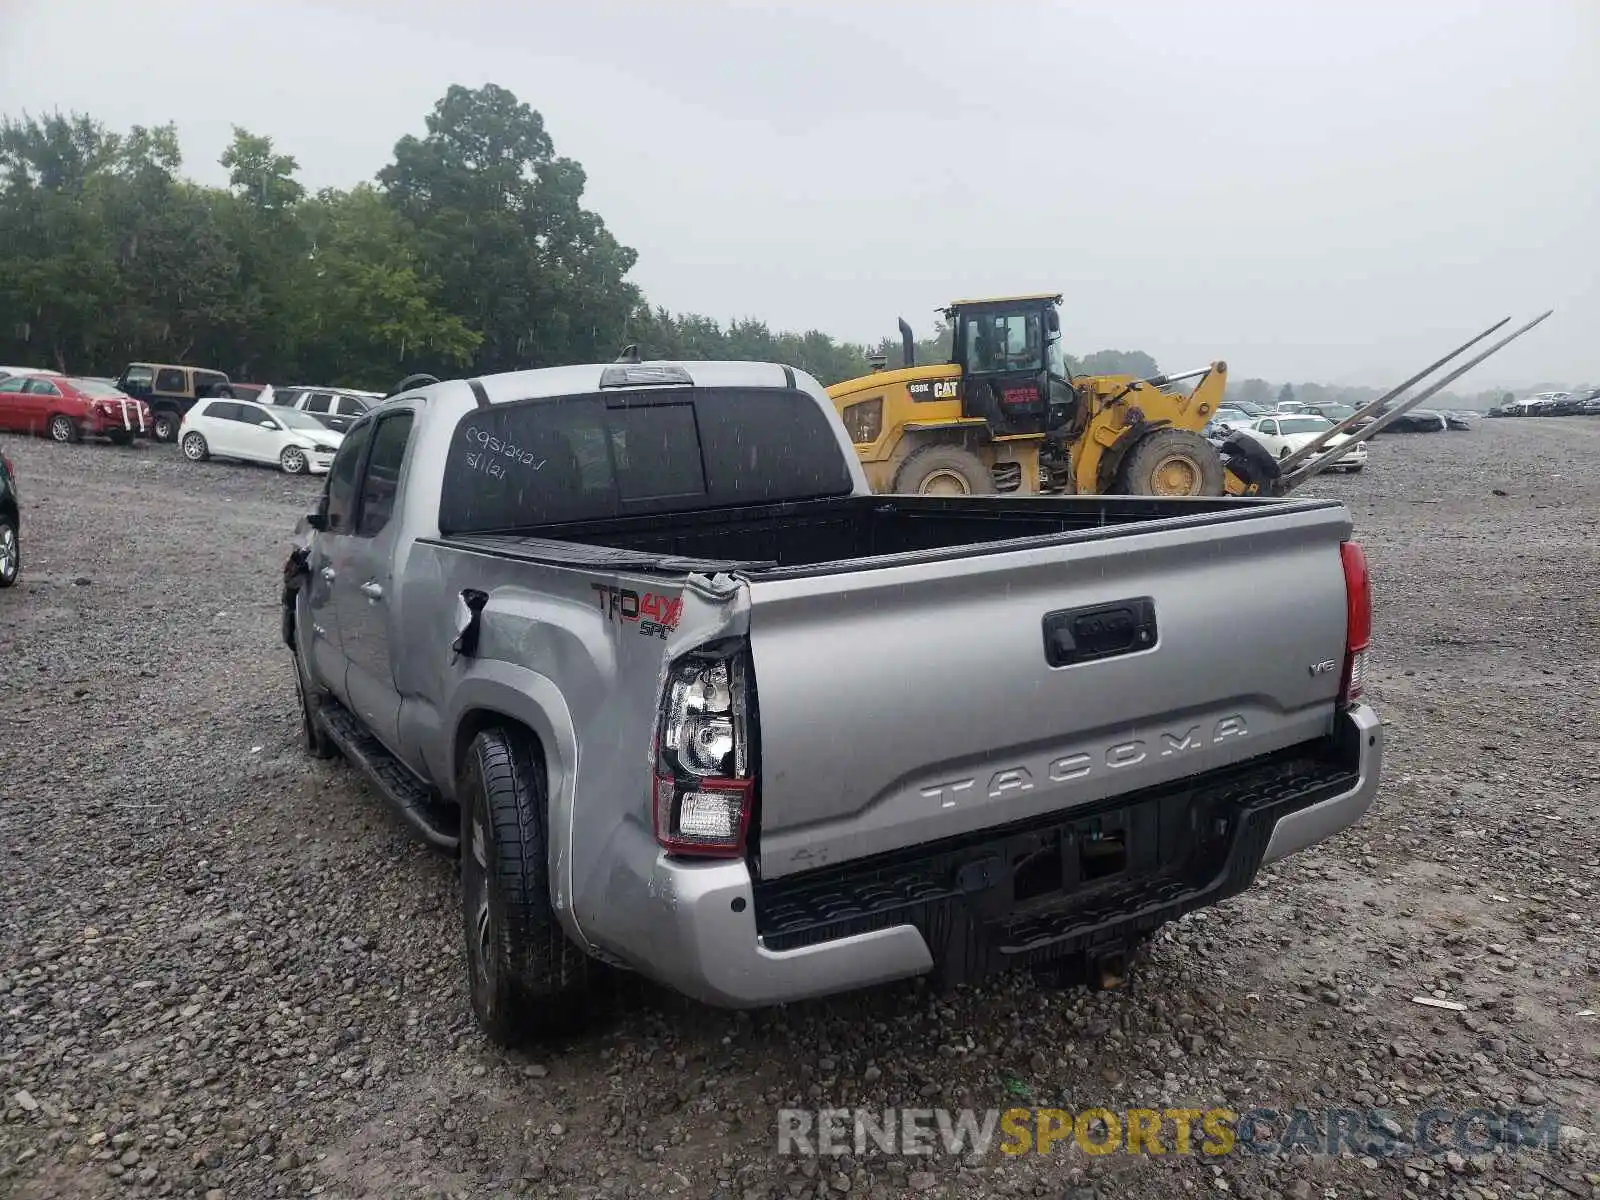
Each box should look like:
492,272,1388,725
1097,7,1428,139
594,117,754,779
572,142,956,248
1043,597,1157,667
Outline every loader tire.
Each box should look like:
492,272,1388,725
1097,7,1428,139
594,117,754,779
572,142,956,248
459,726,593,1046
1117,429,1225,497
892,445,995,496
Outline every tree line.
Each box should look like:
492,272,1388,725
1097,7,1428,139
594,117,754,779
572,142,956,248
0,84,1167,392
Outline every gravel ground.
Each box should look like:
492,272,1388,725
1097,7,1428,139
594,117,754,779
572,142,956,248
1,420,1596,1200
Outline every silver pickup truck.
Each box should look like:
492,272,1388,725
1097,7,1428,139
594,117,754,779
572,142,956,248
280,359,1382,1045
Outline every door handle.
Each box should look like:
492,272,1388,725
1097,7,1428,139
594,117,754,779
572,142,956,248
321,567,337,582
360,581,384,601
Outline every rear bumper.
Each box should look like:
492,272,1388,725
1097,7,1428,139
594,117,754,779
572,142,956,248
598,704,1383,1008
83,407,152,436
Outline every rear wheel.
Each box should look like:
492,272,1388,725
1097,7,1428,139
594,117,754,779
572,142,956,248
892,444,996,495
151,409,180,443
0,516,18,587
47,414,79,444
459,726,593,1046
181,432,210,462
1117,429,1225,497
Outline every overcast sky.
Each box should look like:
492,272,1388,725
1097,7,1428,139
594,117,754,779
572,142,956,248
2,0,1595,387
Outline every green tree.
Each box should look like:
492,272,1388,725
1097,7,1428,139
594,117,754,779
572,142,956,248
288,185,481,388
0,113,125,370
1278,382,1296,407
221,127,304,212
379,83,639,373
215,128,309,377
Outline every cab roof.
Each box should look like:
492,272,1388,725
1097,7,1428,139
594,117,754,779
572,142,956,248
944,293,1063,309
127,362,230,375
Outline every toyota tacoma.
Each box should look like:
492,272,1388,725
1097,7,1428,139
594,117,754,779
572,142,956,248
280,359,1382,1044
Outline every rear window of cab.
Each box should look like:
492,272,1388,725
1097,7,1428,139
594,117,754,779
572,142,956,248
438,387,853,534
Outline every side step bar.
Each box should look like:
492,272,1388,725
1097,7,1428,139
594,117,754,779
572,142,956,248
316,699,460,853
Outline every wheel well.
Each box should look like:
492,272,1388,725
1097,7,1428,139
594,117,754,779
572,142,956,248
453,709,546,788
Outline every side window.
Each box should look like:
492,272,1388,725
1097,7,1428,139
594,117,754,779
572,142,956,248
24,379,61,396
123,366,154,390
304,392,334,414
155,368,186,393
0,378,25,393
335,395,367,417
205,402,239,422
1261,420,1278,436
324,421,374,534
356,413,414,538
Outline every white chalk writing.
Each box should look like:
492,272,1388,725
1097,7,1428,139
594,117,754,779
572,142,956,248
460,425,547,473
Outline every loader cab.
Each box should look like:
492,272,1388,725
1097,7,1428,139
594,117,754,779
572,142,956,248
946,294,1071,437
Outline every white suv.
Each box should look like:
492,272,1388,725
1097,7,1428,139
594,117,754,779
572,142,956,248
178,398,345,475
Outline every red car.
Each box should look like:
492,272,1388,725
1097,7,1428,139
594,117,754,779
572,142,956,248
0,374,153,444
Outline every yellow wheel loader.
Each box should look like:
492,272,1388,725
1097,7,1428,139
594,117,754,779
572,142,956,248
827,295,1551,499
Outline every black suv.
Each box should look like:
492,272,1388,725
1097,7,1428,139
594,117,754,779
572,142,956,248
114,362,233,442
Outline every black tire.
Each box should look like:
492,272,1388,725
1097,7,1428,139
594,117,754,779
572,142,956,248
0,515,18,588
291,640,337,759
892,444,995,495
107,429,132,446
1117,428,1225,496
181,431,210,462
459,727,592,1046
151,409,180,443
47,414,79,444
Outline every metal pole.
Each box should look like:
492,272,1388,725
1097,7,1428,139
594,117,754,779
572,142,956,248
1281,310,1553,488
1139,366,1215,388
1275,316,1511,473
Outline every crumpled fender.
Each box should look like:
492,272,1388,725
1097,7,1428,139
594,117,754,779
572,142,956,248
280,546,310,649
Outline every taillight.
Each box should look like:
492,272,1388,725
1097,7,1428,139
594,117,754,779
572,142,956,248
1339,541,1371,706
653,645,755,857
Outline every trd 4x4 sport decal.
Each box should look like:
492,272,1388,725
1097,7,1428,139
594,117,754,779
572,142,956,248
591,584,684,640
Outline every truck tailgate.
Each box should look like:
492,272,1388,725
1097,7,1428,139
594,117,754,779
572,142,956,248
747,502,1354,878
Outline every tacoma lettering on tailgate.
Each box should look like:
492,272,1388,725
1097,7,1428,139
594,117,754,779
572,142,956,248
919,716,1249,806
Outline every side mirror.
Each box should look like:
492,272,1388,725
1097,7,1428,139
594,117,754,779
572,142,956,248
305,512,327,532
260,420,277,428
1046,308,1060,333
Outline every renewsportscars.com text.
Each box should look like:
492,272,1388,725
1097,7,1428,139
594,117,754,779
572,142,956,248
776,1106,1568,1159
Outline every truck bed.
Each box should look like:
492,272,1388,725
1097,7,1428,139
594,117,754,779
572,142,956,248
433,491,1358,881
440,492,1346,579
